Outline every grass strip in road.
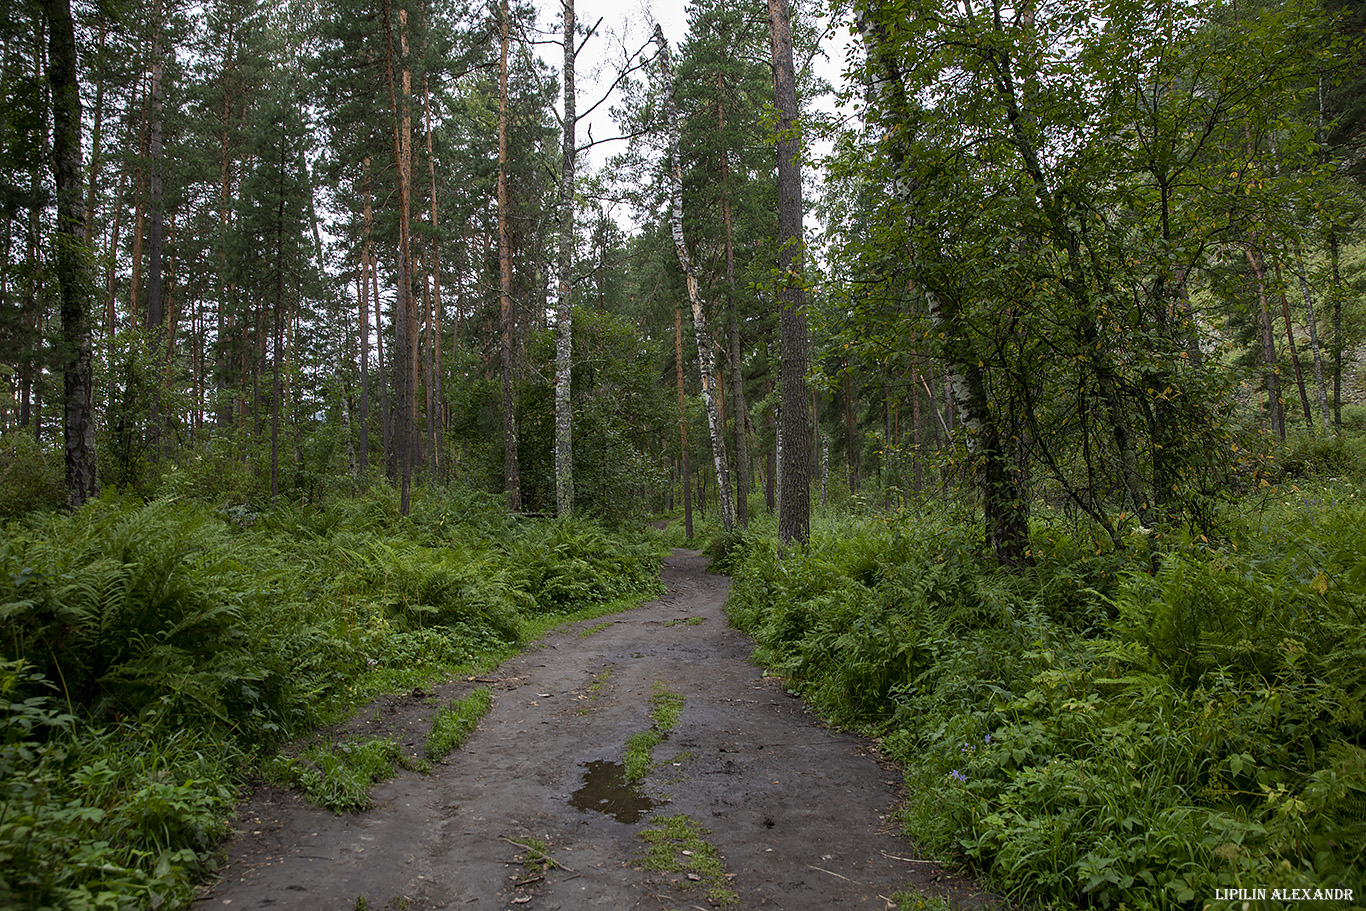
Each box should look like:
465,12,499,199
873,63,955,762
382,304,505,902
624,682,685,783
424,686,493,761
264,735,408,812
638,814,738,906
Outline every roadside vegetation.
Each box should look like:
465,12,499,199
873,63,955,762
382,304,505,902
0,482,662,910
722,432,1366,909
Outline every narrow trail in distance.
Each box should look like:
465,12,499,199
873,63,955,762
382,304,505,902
198,549,1004,910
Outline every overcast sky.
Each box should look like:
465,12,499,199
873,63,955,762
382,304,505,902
529,0,855,226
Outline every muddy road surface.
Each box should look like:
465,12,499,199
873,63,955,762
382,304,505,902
197,550,1001,911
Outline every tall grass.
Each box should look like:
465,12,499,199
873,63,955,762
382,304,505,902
0,484,664,909
725,488,1366,908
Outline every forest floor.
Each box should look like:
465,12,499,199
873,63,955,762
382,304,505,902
196,549,1006,911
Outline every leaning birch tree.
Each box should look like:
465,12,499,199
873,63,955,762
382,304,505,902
654,23,734,532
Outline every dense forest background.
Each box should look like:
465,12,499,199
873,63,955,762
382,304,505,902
4,0,1366,906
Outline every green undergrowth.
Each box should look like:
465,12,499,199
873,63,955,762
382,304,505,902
724,488,1366,909
0,483,664,909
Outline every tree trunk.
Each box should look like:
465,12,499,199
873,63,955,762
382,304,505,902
1273,259,1313,430
383,0,418,514
424,77,445,479
654,24,733,531
499,0,521,512
358,160,374,474
1245,244,1284,440
555,0,576,517
1293,243,1330,435
768,0,811,545
1330,226,1343,431
676,301,692,541
271,130,285,499
128,43,150,324
718,75,751,528
146,44,165,335
44,0,98,507
82,13,107,244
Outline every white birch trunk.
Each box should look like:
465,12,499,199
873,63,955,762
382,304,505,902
654,24,733,531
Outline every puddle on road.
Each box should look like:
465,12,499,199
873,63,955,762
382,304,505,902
569,760,659,823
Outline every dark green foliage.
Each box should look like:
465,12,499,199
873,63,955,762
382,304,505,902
0,483,664,907
1,659,235,909
507,518,663,614
726,494,1366,908
0,434,64,518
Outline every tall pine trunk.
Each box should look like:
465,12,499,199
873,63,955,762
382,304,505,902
499,0,521,511
555,0,576,517
424,78,445,479
383,0,418,514
718,75,751,528
44,0,98,507
768,0,811,544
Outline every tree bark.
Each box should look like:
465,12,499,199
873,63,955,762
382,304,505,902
676,301,693,540
654,24,734,531
146,44,165,335
358,159,374,474
555,0,576,517
718,75,751,528
1330,226,1343,431
383,0,418,514
1245,244,1284,440
1272,259,1313,430
499,0,521,512
424,77,445,479
44,0,98,507
1293,243,1330,435
768,0,811,545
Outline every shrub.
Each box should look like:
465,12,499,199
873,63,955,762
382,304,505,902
0,434,64,519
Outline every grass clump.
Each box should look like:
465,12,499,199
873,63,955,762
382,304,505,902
638,814,738,905
623,682,684,783
648,682,684,731
624,729,665,783
578,620,614,638
264,735,407,812
424,687,493,762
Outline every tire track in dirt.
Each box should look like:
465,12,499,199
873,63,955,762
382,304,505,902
197,549,1003,910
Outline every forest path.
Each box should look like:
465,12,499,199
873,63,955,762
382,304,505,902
197,549,1001,911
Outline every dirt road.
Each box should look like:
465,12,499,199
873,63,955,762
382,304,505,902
197,550,1001,910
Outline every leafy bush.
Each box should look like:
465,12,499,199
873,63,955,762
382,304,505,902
1,498,272,734
0,434,64,518
1,660,235,909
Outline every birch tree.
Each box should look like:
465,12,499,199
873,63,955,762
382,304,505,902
654,23,733,532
